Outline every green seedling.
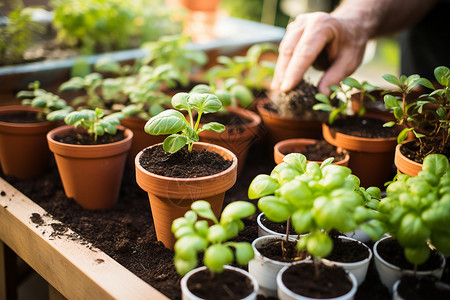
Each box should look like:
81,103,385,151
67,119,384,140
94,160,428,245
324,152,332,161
144,92,225,153
172,200,255,275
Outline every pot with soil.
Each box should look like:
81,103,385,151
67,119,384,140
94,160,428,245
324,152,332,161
173,200,258,299
248,235,307,297
47,109,132,210
0,105,59,179
277,260,358,300
274,138,349,166
392,275,450,300
257,81,327,149
257,212,300,238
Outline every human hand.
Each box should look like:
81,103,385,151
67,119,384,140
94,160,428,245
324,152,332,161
271,12,368,95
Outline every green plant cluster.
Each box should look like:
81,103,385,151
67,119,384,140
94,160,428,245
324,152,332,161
248,153,380,259
172,200,255,275
50,0,180,54
376,154,450,266
0,1,44,65
189,81,254,109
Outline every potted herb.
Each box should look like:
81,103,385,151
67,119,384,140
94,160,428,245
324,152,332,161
382,66,450,176
315,76,399,188
0,81,72,179
173,200,259,299
248,153,376,297
47,108,133,209
135,91,238,249
373,153,449,292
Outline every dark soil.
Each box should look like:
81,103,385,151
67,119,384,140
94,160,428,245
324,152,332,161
328,115,398,139
397,275,450,300
54,128,126,145
325,234,370,263
0,110,44,123
199,111,252,135
186,268,254,299
282,140,347,162
259,214,298,236
256,239,308,262
281,262,353,298
376,238,444,271
138,144,233,177
400,140,450,164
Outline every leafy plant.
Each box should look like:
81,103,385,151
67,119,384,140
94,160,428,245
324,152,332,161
59,73,105,108
313,77,379,124
63,108,124,142
141,35,208,87
17,81,73,121
205,42,278,92
50,0,180,54
376,154,450,269
144,92,225,153
382,66,450,160
248,153,381,263
172,200,255,275
0,1,45,65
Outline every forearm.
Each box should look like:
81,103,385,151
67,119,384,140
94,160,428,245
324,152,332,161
331,0,438,39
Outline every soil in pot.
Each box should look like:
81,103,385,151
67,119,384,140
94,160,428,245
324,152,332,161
327,116,397,139
199,111,253,131
256,238,308,263
281,262,353,298
325,232,370,263
187,268,254,299
0,110,45,123
259,213,298,236
53,128,126,145
396,275,450,300
138,144,232,177
377,238,444,272
281,139,347,162
399,140,450,165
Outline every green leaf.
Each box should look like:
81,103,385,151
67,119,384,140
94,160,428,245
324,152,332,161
383,121,396,127
313,103,332,112
342,77,363,89
231,85,254,108
383,94,400,109
314,93,330,104
422,154,449,178
191,200,219,223
200,122,226,133
304,231,333,258
144,109,187,135
382,74,401,88
231,242,254,265
189,93,222,114
257,196,292,223
220,201,255,224
414,78,435,90
171,93,191,111
404,244,430,266
397,213,430,247
207,224,227,243
248,174,280,199
163,134,188,153
214,89,232,107
190,84,212,94
204,244,233,273
397,128,412,144
434,66,450,87
291,209,314,234
283,153,307,173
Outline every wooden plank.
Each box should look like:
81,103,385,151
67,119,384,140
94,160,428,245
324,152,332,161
0,177,169,300
49,284,67,300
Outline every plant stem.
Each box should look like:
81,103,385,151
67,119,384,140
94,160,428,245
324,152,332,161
285,217,291,244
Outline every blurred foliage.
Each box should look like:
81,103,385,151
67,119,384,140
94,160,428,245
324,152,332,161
222,0,290,27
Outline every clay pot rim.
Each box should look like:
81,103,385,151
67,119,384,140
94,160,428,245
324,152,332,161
135,141,238,182
274,138,350,165
394,143,423,176
322,122,398,143
0,105,57,128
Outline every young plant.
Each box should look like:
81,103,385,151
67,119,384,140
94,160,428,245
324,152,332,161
17,81,73,121
382,66,450,160
59,73,104,108
313,77,379,124
376,154,450,269
144,92,225,153
248,153,382,263
205,42,278,92
172,200,255,275
63,108,124,142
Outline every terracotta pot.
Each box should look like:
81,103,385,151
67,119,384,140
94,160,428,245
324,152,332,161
47,125,133,210
198,107,261,175
394,143,422,177
180,0,221,12
322,114,398,188
135,142,237,250
120,116,166,165
277,260,358,300
256,99,323,150
0,105,58,179
181,265,259,300
273,138,349,166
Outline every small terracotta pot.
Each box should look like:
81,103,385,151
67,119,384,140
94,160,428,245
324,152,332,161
120,116,166,165
322,115,398,188
47,125,133,210
256,100,323,149
273,138,349,166
0,105,58,179
135,142,237,250
180,0,221,12
198,107,261,175
394,143,422,177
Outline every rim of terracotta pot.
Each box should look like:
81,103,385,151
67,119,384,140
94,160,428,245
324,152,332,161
135,142,238,199
47,125,133,158
273,138,350,166
199,106,262,141
277,260,358,300
180,265,259,300
0,105,58,134
394,143,422,177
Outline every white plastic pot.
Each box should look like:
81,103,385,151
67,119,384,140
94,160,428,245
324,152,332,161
257,212,300,239
343,227,371,243
248,235,303,297
276,260,358,300
373,236,446,293
180,265,259,300
322,236,372,286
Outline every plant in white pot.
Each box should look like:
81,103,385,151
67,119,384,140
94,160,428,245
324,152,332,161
135,91,238,250
373,153,450,293
248,153,378,298
173,200,258,299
